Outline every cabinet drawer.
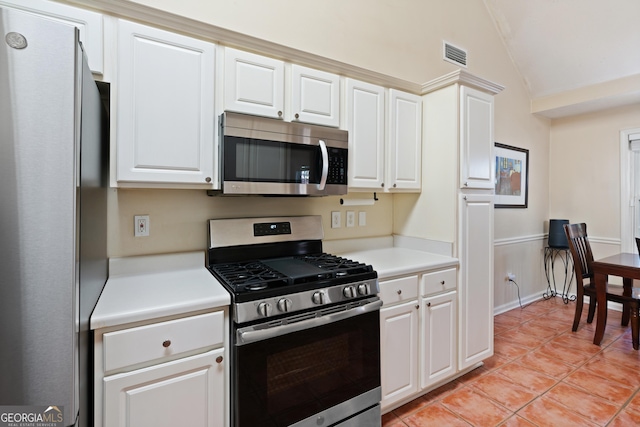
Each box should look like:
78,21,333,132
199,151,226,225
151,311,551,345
421,268,457,296
379,275,418,305
103,311,224,373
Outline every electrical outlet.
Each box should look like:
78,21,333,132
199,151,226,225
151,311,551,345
507,273,516,281
331,211,341,228
346,211,355,227
134,215,150,237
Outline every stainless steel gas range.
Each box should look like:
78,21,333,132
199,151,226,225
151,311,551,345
206,216,381,427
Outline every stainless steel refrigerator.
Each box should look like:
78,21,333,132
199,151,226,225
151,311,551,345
0,7,108,427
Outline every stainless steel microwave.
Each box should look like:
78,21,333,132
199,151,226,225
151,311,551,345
219,112,348,196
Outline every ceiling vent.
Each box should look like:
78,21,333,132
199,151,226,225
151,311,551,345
443,42,467,67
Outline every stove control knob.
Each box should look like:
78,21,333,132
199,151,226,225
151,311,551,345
257,302,273,317
312,291,326,305
343,286,356,298
277,298,293,312
357,283,371,295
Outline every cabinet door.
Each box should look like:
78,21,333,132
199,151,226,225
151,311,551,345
346,78,385,190
103,349,225,427
224,47,284,119
387,89,422,191
116,19,216,185
380,299,419,410
459,86,494,189
291,65,339,127
421,291,457,389
459,193,494,369
0,0,104,73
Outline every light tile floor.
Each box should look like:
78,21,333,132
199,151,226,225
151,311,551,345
382,297,640,426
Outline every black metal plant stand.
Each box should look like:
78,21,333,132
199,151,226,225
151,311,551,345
543,246,576,303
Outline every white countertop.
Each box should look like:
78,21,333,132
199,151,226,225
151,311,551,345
91,251,230,330
340,247,458,279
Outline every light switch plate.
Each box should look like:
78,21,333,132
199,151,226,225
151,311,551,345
358,211,366,227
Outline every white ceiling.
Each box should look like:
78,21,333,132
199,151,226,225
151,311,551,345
483,0,640,118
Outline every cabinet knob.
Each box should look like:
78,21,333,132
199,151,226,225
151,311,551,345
162,340,171,348
205,177,211,183
278,111,283,117
294,113,299,119
381,183,385,188
427,302,431,307
441,280,445,285
464,182,468,187
415,304,420,309
397,289,402,295
393,183,397,188
216,356,223,364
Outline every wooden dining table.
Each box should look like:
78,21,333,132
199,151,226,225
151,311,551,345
592,252,640,349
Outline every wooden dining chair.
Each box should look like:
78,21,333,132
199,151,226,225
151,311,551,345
564,223,640,345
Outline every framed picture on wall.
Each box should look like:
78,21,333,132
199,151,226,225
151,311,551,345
494,143,529,208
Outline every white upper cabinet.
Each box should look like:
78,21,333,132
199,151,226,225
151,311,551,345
291,64,340,127
0,0,103,74
387,89,422,191
346,80,422,192
346,78,386,190
115,19,216,186
460,85,494,189
224,47,285,119
224,49,340,126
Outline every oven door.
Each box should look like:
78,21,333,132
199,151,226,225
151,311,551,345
233,298,382,427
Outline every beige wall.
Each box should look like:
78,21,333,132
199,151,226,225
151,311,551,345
108,190,393,257
549,104,640,242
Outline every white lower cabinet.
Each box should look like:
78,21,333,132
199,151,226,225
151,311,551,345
420,291,457,388
380,298,419,407
379,268,457,412
95,310,228,427
104,349,224,427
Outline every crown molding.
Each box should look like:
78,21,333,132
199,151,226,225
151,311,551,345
420,69,505,95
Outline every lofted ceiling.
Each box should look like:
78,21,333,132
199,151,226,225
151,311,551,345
483,0,640,118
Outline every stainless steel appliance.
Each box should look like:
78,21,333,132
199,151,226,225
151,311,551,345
218,112,348,196
0,8,108,427
207,216,381,427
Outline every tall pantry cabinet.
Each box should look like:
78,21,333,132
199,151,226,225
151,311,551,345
422,70,504,371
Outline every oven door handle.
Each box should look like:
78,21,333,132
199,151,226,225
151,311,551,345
237,298,382,345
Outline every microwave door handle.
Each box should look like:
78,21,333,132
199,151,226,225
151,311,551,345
318,139,328,190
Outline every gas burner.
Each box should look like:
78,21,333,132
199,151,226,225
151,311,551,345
297,253,373,276
209,261,289,292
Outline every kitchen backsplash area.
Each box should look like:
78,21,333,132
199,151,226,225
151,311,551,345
108,188,393,258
